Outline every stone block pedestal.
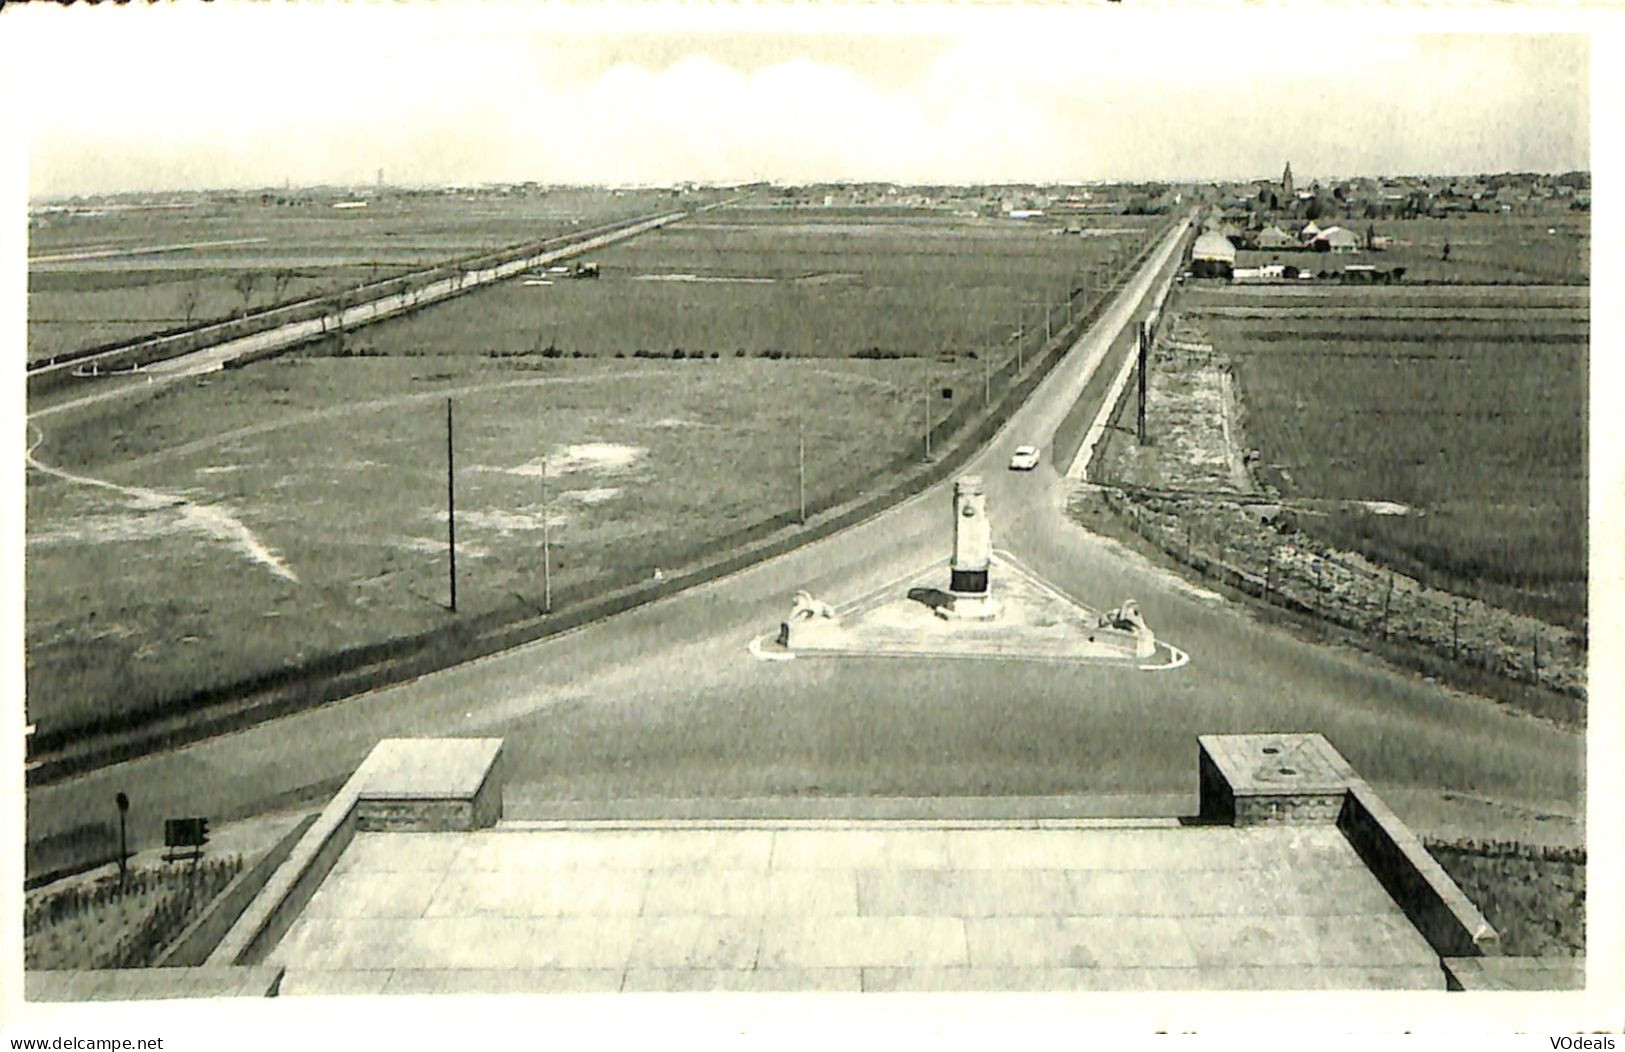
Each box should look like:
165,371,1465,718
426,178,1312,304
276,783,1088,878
1198,733,1349,826
353,738,505,832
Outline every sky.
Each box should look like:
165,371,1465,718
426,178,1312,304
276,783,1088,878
0,6,1595,198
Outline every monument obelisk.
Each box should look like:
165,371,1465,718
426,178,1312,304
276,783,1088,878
945,475,1001,620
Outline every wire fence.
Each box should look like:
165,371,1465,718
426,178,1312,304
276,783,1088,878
1084,487,1586,711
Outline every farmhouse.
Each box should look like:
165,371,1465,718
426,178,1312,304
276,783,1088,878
1255,226,1296,249
1190,230,1237,279
1313,226,1360,254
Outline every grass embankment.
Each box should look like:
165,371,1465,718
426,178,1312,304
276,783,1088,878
25,858,243,970
1426,839,1585,956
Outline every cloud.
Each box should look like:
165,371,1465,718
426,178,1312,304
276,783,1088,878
5,9,1589,196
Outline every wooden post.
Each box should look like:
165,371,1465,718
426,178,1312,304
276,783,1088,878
1452,600,1460,661
798,417,807,525
1136,322,1149,445
446,398,457,613
1264,550,1273,602
1017,311,1024,373
923,386,931,461
541,447,551,613
1314,558,1322,618
115,792,129,890
1382,571,1394,640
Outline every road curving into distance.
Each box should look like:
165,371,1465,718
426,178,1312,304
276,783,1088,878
26,213,1582,860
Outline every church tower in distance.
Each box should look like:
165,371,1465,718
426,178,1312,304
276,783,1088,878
1282,161,1295,201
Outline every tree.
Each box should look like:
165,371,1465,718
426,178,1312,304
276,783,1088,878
178,281,201,328
233,272,260,314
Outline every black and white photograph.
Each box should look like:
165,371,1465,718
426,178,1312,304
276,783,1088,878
0,2,1617,1043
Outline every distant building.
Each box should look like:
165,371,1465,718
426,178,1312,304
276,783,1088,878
1299,220,1322,242
1256,226,1296,249
1282,161,1295,201
1191,230,1237,279
1313,226,1360,254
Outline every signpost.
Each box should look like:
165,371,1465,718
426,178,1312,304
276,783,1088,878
115,792,130,887
164,817,210,863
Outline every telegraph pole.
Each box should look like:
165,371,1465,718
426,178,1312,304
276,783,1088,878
1136,321,1149,445
541,451,552,613
446,399,457,612
798,417,807,524
923,386,932,461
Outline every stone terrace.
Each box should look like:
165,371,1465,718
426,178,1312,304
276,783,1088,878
268,820,1442,994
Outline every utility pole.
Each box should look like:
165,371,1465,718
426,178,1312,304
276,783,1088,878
923,386,932,461
446,398,457,612
1136,320,1149,445
115,792,129,889
983,341,991,407
798,417,807,524
541,449,552,613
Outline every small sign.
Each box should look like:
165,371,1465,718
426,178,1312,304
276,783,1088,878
164,817,210,861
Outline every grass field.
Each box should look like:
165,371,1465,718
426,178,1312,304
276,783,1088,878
1185,279,1587,630
349,210,1155,361
25,187,693,363
25,208,1151,739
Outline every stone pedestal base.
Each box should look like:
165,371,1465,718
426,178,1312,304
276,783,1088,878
937,593,1003,622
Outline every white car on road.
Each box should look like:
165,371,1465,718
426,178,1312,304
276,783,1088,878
1009,445,1042,471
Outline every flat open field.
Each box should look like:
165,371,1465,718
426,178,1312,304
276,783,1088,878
25,187,692,363
348,209,1158,360
1185,280,1587,630
1237,213,1589,285
25,208,1151,740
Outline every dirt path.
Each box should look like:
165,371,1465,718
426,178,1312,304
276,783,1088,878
25,427,300,583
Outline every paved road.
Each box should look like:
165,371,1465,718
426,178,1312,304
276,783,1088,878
26,216,1582,855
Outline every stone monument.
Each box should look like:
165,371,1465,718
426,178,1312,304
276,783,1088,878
943,475,1001,620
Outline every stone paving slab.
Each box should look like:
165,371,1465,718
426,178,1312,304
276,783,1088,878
424,869,650,917
770,828,953,869
856,869,1080,917
384,968,625,995
965,916,1201,969
623,968,864,993
271,822,1444,992
860,965,1446,992
757,916,969,968
641,870,860,916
